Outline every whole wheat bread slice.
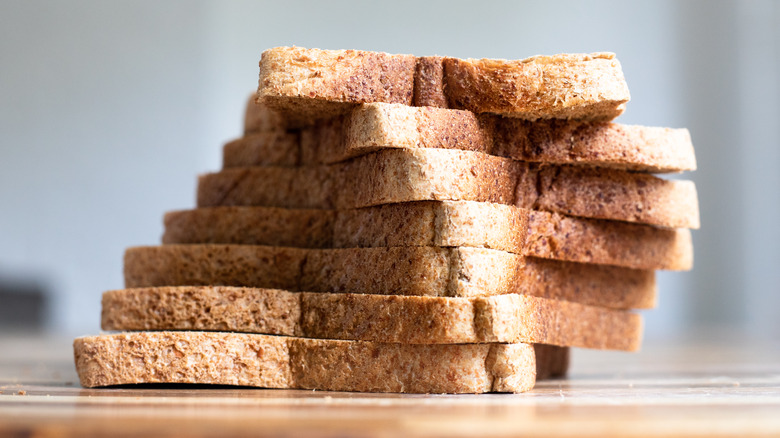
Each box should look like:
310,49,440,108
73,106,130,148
240,100,695,173
257,47,629,125
74,331,544,393
200,148,700,229
124,245,656,310
102,286,641,350
163,201,692,271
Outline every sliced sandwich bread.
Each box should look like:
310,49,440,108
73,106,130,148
240,100,695,173
74,331,545,393
124,245,656,309
199,148,700,229
163,201,692,271
102,286,641,350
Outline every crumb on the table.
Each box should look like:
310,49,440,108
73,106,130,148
17,390,27,395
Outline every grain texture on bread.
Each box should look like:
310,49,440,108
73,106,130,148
440,53,629,120
102,286,642,350
258,47,417,126
163,201,693,271
124,245,656,309
200,148,701,229
258,47,629,125
236,101,695,173
73,331,537,393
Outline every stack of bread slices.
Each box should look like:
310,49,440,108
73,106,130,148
74,47,699,394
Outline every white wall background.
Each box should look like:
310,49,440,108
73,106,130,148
1,0,778,341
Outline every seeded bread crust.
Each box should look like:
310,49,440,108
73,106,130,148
73,331,537,393
101,286,641,351
199,148,700,229
163,201,692,271
241,101,695,173
257,47,629,125
124,245,656,310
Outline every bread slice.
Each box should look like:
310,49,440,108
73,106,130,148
225,130,300,167
534,343,569,380
200,148,700,229
73,331,541,393
257,47,629,125
243,94,287,135
124,245,656,309
102,286,641,350
163,201,692,271
240,101,695,173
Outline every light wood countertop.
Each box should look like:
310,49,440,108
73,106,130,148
1,334,779,437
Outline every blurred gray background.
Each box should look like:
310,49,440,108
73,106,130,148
1,0,778,342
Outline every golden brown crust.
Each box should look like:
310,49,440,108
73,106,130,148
257,47,629,123
101,286,641,350
123,245,656,309
163,201,692,271
198,148,700,229
442,54,629,120
258,47,417,127
73,331,536,393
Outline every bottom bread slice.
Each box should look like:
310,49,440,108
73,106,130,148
101,286,641,350
74,331,551,393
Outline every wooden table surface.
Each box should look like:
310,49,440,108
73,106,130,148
1,334,779,437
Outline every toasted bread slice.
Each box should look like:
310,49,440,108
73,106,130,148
240,100,695,173
257,47,629,125
124,245,656,310
74,331,544,393
200,148,700,229
102,286,641,351
163,201,692,271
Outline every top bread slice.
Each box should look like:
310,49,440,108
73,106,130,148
200,148,700,229
241,99,695,173
257,47,630,126
73,331,537,393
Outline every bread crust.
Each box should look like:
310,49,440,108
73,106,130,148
442,54,628,120
123,245,656,310
73,331,538,393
